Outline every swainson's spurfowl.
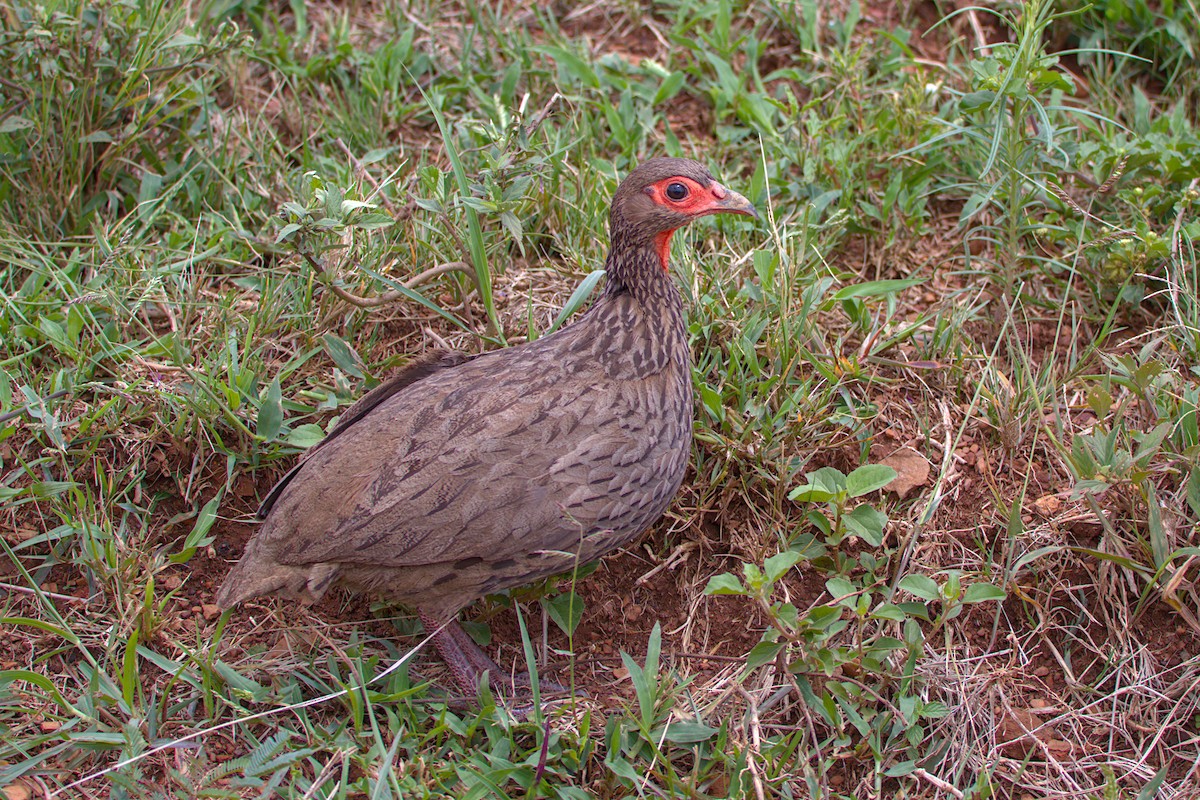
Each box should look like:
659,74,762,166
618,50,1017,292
216,158,757,692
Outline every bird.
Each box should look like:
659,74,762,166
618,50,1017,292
216,157,757,693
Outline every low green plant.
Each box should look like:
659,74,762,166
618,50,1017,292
0,0,247,238
1060,0,1200,95
707,461,1006,787
788,464,896,547
604,623,727,795
1054,346,1200,627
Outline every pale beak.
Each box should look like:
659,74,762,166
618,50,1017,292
708,182,759,219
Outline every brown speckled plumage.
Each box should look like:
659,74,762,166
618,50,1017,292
216,158,756,690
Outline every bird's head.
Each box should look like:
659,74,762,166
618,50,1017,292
610,157,758,271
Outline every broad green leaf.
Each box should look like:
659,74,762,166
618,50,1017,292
835,693,871,737
257,376,283,442
825,576,856,600
700,384,724,424
867,636,906,653
870,603,906,622
776,602,799,629
38,316,72,356
705,572,745,595
1133,422,1171,466
845,464,897,497
286,423,326,449
360,147,397,164
805,511,832,537
121,628,140,707
621,623,661,729
898,574,940,601
0,115,33,133
275,223,303,243
659,720,718,744
170,494,221,564
806,606,843,630
808,466,847,494
959,90,997,112
745,640,785,671
963,582,1006,603
788,483,836,503
353,212,394,230
339,199,375,215
137,171,163,208
499,210,523,246
885,760,918,777
764,550,802,582
845,504,887,546
543,590,585,637
921,700,951,719
1137,767,1169,800
959,186,997,222
322,333,364,379
653,71,686,104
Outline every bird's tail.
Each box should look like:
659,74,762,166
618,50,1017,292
215,557,337,609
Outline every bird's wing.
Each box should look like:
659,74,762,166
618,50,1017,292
257,353,674,569
256,349,473,519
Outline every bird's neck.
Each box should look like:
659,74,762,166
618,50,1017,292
601,230,684,313
577,233,689,381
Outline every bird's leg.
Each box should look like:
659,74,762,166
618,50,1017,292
446,618,574,696
419,611,507,694
447,619,515,679
418,612,572,696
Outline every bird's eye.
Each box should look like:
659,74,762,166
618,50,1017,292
665,182,689,201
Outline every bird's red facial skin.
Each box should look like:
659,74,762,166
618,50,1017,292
653,229,675,272
643,176,726,217
644,176,726,271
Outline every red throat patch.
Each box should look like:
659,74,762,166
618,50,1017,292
654,229,676,271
